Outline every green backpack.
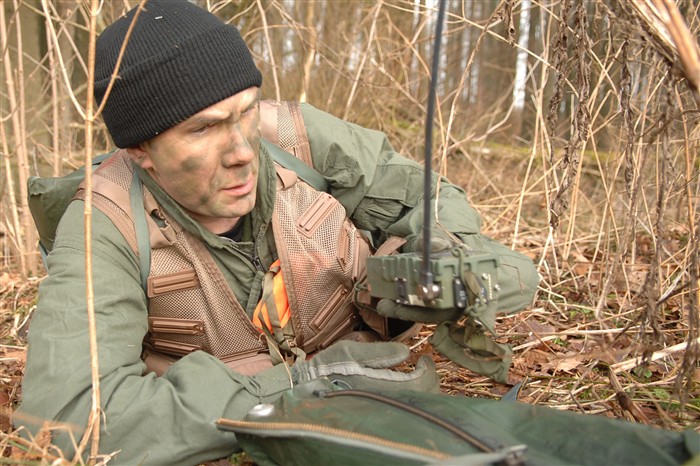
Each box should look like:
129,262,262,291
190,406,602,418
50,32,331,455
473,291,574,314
218,378,700,466
27,152,114,260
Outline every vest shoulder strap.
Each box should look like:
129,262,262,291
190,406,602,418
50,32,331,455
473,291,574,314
260,100,313,166
260,100,328,192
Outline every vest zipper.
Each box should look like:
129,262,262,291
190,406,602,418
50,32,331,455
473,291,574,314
220,237,266,273
251,254,264,272
252,226,269,273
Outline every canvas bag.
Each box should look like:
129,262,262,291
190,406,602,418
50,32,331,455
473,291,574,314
27,153,114,258
217,378,700,466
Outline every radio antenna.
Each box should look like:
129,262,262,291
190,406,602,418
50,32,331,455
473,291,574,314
420,0,447,291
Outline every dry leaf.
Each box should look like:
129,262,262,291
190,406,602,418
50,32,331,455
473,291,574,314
35,421,53,451
0,272,14,294
523,349,550,368
515,319,556,344
542,352,586,373
9,421,52,461
570,251,592,276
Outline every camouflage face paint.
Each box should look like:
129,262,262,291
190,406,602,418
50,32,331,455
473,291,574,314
181,155,204,172
137,87,261,233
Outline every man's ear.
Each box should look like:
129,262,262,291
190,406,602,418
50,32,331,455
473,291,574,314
126,144,152,169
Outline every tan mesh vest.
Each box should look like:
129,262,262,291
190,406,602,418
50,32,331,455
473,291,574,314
76,101,375,375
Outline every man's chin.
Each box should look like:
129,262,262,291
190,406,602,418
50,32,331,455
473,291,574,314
223,195,256,218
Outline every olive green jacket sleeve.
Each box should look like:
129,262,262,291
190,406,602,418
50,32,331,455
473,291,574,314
16,202,294,466
301,104,482,242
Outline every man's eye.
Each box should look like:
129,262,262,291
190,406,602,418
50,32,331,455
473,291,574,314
192,123,214,134
242,103,259,116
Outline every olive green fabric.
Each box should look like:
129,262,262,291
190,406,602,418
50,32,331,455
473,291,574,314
431,320,513,384
224,379,700,466
17,103,538,464
27,152,113,253
291,341,439,392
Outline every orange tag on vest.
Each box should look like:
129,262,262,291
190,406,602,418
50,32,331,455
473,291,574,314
252,259,291,332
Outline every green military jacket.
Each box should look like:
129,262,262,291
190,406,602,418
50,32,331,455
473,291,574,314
17,104,538,465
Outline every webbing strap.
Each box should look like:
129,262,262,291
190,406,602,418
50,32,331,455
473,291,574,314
262,139,329,193
129,170,151,295
254,260,305,365
253,260,291,331
430,319,512,384
284,101,314,167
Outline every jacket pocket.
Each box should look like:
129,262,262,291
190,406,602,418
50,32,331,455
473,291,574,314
148,317,205,335
148,338,201,356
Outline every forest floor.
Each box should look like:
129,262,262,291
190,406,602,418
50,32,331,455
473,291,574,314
1,147,698,464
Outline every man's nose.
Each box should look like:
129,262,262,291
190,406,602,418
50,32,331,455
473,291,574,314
221,123,255,167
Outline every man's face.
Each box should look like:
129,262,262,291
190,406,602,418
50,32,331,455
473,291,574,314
131,87,261,234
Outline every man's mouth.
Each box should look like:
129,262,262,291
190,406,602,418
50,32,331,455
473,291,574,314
222,174,254,197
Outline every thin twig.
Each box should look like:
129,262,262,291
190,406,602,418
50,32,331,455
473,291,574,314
41,0,86,120
93,0,149,119
256,0,280,101
343,1,383,120
74,1,101,463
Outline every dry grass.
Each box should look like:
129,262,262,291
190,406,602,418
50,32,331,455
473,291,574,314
434,151,699,431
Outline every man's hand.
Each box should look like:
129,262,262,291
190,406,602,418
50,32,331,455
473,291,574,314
402,229,456,254
292,341,439,392
373,228,466,323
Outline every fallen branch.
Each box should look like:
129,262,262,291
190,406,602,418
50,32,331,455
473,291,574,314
608,368,651,423
610,336,700,373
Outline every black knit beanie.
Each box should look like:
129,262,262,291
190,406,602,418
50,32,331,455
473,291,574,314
94,0,262,148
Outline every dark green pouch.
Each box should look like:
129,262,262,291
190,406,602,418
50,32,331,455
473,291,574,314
27,152,113,255
217,379,699,466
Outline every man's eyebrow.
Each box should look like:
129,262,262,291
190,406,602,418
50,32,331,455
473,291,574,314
183,91,260,127
185,115,223,126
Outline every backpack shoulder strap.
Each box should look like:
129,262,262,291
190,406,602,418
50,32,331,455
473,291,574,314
262,139,328,193
73,151,152,294
129,171,151,293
